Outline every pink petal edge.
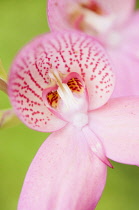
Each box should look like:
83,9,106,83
89,97,139,165
110,49,139,98
18,124,107,210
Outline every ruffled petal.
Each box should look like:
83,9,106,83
48,0,135,32
18,125,107,210
89,97,139,165
8,31,115,132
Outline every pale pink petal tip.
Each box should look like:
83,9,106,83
18,125,107,210
8,30,115,132
82,126,113,168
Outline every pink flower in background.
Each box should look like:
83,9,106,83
48,0,139,97
8,31,139,210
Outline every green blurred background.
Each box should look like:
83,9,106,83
0,0,139,209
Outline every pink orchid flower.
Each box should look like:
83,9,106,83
8,31,139,210
48,0,139,97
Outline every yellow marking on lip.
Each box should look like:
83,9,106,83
67,78,84,93
46,72,84,109
47,90,59,108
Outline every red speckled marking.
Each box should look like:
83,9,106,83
8,31,114,131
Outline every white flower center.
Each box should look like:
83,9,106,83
72,113,88,128
42,71,89,128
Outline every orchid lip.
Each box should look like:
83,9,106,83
42,71,89,126
48,70,78,109
43,71,82,109
8,31,115,132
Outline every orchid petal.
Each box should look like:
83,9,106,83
8,31,115,133
102,12,139,97
108,11,139,97
109,49,139,97
120,11,139,59
89,97,139,165
18,125,107,210
48,0,135,32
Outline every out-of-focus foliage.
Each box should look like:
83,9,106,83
0,108,20,129
0,1,139,210
0,61,7,94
